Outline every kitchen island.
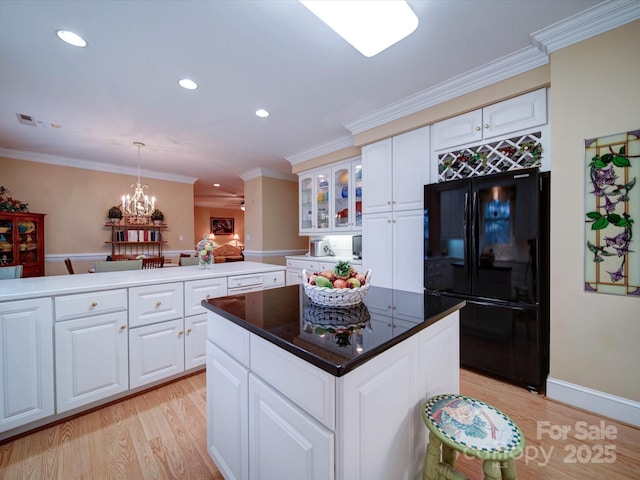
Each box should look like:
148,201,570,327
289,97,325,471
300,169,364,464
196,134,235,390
204,286,465,480
0,261,285,441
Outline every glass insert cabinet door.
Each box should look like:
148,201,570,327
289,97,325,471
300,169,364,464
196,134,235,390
333,165,350,230
17,219,40,266
0,217,15,265
316,172,330,230
300,176,313,231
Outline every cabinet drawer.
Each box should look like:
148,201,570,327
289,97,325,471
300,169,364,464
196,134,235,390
129,282,183,328
251,335,335,430
184,278,228,317
286,258,318,271
228,273,263,290
262,270,285,290
317,260,338,272
55,289,127,321
207,312,250,367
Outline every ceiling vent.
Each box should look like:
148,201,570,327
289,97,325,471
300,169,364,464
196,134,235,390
16,113,37,127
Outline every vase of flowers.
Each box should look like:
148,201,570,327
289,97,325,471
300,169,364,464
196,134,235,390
197,235,214,268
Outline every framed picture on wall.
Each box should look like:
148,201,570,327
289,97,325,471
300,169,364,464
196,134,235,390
211,217,234,235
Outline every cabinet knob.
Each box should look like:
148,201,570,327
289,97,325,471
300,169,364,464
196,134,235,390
187,328,192,334
387,201,391,205
387,219,391,224
120,325,126,330
475,126,481,131
205,294,211,299
178,330,184,336
155,301,162,307
484,123,489,128
90,302,98,308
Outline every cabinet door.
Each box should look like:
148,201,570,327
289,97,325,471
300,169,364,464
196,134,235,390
362,212,393,289
248,374,334,480
362,138,393,214
352,159,363,229
185,313,207,369
207,342,249,480
55,312,128,413
432,109,482,151
483,88,547,140
299,173,315,233
392,126,429,211
184,278,228,317
129,318,185,389
393,210,424,293
0,298,54,433
332,162,352,231
286,268,303,286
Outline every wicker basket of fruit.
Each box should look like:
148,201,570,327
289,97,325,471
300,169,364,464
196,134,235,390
302,260,372,307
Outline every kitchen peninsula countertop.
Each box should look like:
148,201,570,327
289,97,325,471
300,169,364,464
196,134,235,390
203,286,465,376
0,261,285,302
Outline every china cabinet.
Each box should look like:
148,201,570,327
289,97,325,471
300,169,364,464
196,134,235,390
0,212,46,277
105,216,166,258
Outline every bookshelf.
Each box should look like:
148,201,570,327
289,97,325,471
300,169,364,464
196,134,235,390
105,216,166,258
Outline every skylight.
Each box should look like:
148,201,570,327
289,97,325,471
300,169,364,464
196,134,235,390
299,0,419,57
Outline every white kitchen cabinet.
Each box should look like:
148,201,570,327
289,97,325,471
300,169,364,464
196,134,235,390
432,88,547,151
299,168,331,234
207,341,249,480
129,318,185,389
331,159,362,232
185,313,207,369
129,283,185,388
286,258,320,286
262,270,286,290
0,298,54,433
249,374,334,480
361,126,429,215
184,278,228,317
362,209,423,293
55,310,128,413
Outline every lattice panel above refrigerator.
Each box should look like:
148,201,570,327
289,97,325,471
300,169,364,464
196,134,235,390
437,132,543,182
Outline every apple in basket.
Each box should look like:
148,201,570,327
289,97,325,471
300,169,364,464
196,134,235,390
309,261,366,289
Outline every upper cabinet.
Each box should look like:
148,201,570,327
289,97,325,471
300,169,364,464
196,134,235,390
298,158,361,235
432,88,547,152
361,126,429,215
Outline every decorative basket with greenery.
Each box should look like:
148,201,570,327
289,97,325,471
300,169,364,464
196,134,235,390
151,209,164,223
107,206,123,221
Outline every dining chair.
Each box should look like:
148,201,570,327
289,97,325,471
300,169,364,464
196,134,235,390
179,253,191,258
0,265,23,279
94,259,142,272
179,256,199,266
142,256,165,269
64,257,74,274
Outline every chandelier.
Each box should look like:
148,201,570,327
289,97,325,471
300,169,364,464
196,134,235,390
121,141,156,217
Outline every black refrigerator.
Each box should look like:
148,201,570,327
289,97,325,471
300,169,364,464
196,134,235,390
424,168,550,392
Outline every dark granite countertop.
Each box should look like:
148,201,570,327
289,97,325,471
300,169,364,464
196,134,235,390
203,286,465,377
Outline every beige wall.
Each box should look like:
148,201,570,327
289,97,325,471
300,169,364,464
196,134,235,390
1,156,195,274
193,206,245,250
549,20,640,401
243,175,307,265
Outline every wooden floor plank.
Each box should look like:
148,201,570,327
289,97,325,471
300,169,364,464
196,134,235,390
0,369,637,479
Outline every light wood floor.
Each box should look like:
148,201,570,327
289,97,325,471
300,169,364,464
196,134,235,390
0,370,638,479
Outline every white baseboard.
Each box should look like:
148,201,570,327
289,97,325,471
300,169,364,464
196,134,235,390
546,377,640,427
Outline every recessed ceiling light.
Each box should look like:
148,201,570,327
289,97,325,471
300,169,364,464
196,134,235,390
178,78,198,90
213,183,221,187
255,109,269,118
299,0,418,57
56,29,88,47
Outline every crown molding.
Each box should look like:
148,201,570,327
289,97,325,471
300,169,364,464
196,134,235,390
0,147,198,184
344,0,638,137
286,135,354,165
345,46,548,136
239,167,297,182
531,0,640,55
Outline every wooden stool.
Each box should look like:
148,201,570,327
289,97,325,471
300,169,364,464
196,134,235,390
422,394,524,480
